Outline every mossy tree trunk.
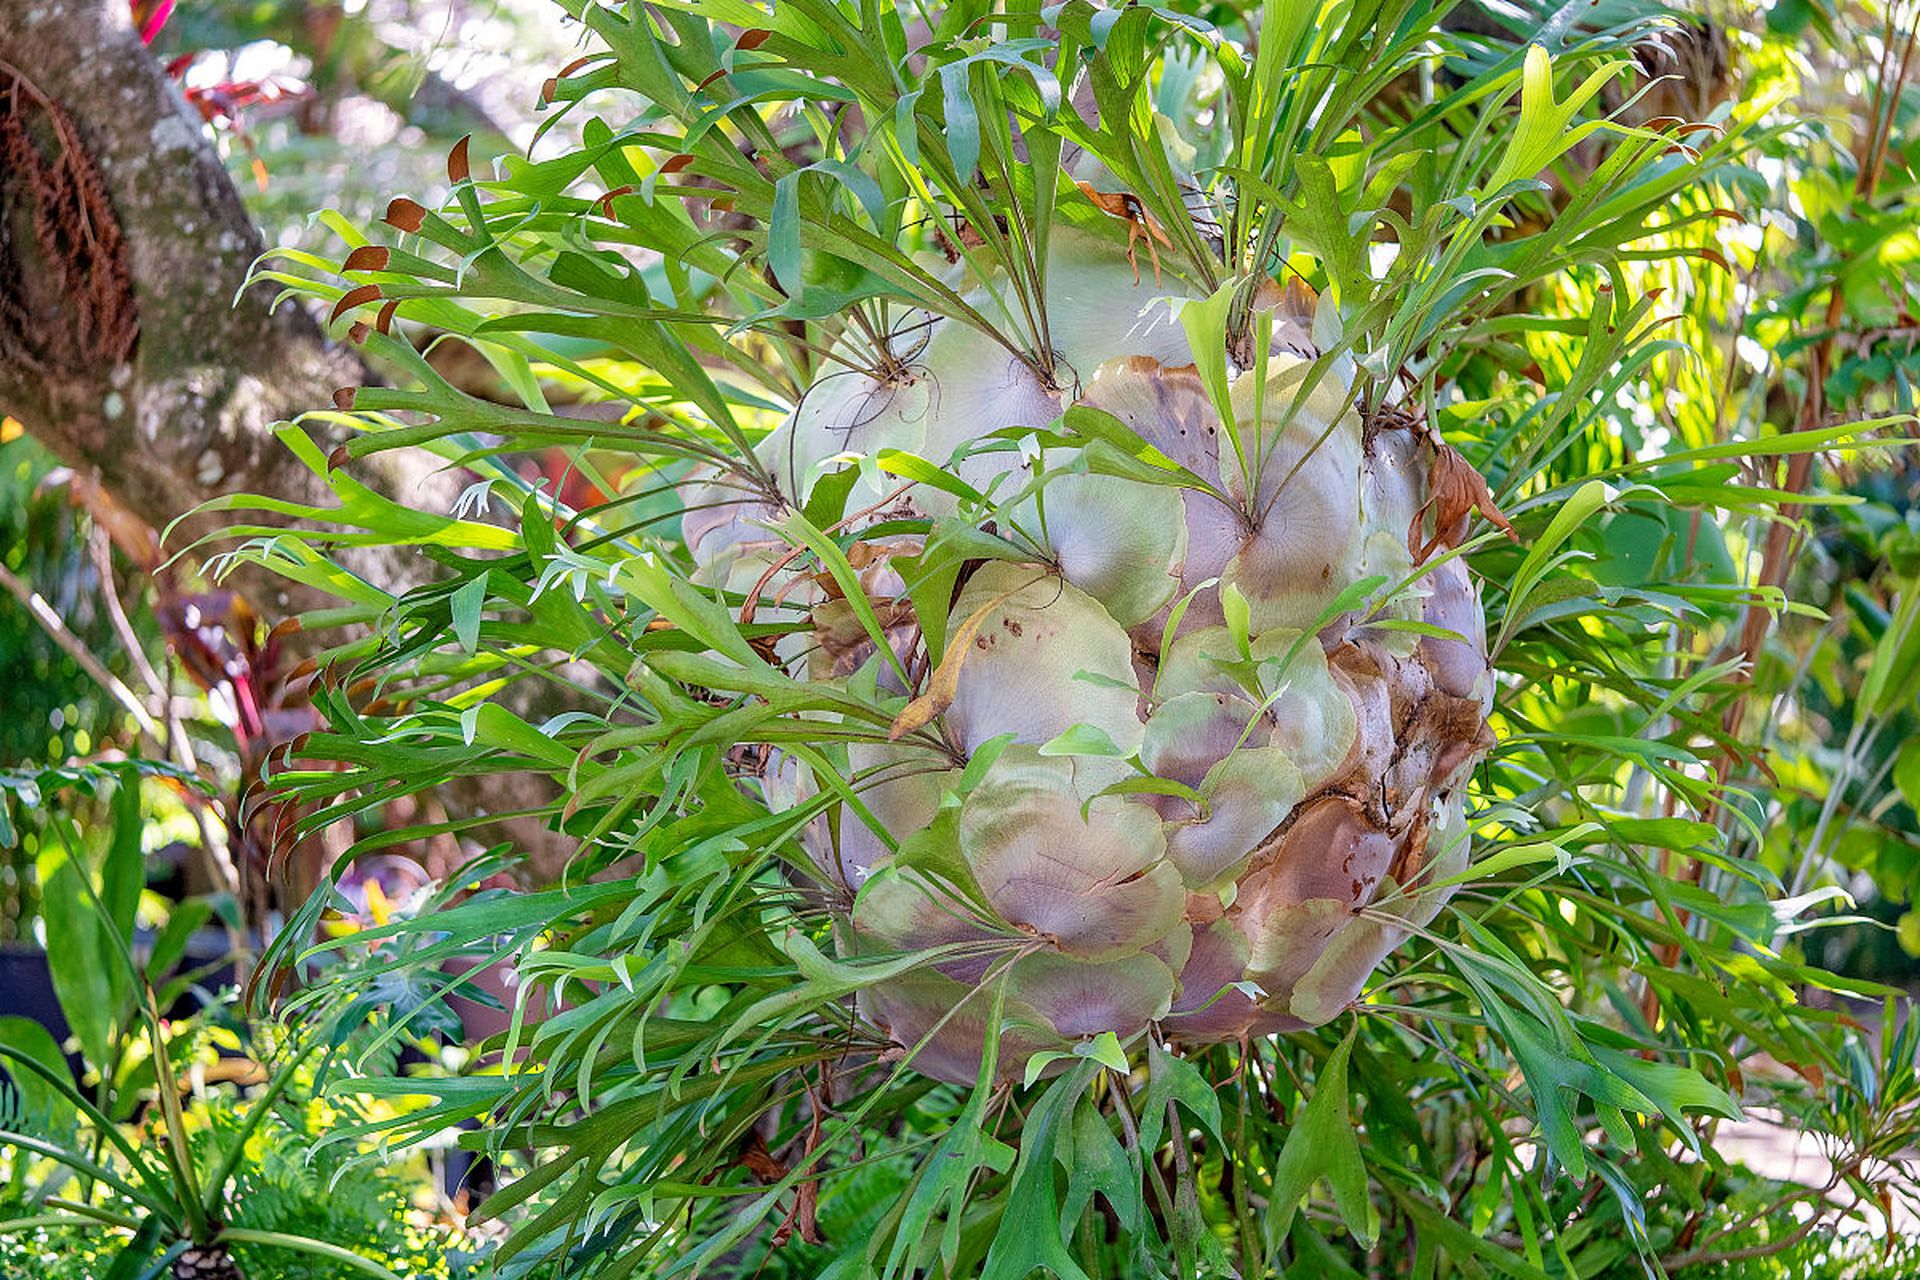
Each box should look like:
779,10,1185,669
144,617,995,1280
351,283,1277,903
0,0,572,876
0,0,454,617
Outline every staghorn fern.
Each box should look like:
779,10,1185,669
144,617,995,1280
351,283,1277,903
677,236,1501,1084
197,1,1920,1276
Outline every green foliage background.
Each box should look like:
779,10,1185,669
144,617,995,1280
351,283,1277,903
185,0,1920,1275
4,0,1920,1277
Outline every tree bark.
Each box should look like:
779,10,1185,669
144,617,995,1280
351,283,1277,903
0,0,454,617
0,0,573,878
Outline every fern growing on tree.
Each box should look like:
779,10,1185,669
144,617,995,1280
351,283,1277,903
184,1,1920,1276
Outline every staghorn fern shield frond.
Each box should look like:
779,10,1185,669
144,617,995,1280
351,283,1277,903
687,233,1501,1080
194,1,1908,1276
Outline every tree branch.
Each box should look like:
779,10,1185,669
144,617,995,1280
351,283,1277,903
0,557,162,746
1661,1206,1825,1273
0,0,576,879
0,0,454,619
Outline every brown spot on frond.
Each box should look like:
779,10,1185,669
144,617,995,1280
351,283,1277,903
329,283,382,325
384,197,426,232
447,135,471,183
596,186,634,218
342,245,389,273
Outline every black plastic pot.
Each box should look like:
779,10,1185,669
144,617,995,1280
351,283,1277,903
0,942,83,1086
0,943,73,1043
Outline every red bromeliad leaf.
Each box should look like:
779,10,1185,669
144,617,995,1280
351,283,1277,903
155,47,300,189
133,0,175,44
156,589,320,756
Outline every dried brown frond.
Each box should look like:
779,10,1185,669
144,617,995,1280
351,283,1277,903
0,64,138,378
1411,442,1518,561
